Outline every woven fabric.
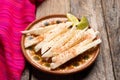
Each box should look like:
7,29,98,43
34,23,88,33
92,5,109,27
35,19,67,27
0,0,43,80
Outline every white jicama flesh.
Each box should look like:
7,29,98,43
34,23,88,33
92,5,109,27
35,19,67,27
42,26,76,57
44,28,98,57
41,29,70,54
34,41,47,52
52,28,98,55
21,24,57,35
44,22,72,42
50,39,102,69
51,28,88,53
25,35,44,48
34,22,72,52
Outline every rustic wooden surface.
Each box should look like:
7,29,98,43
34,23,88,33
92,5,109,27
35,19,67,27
21,0,120,80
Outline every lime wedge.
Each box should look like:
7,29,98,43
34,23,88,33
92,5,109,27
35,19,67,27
76,16,89,30
67,13,79,25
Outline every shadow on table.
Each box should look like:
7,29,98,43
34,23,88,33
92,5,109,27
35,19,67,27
29,62,96,80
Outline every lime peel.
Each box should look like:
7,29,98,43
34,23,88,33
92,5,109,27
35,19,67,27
67,13,79,25
66,13,89,30
76,16,89,30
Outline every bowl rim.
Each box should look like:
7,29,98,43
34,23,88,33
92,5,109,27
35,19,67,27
21,14,100,75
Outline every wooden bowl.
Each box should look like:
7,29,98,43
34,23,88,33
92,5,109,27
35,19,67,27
21,14,100,75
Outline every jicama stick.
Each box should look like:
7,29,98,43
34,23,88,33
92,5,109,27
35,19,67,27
25,35,44,48
34,41,47,52
21,24,56,35
42,26,76,57
44,22,72,42
41,29,70,54
50,39,101,69
51,28,88,53
34,22,72,52
52,28,98,55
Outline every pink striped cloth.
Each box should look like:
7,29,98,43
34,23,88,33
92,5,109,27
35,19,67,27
0,0,43,80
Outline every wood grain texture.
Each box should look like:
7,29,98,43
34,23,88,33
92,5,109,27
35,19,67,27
21,63,30,80
30,67,74,80
101,0,120,80
70,0,115,80
36,0,70,19
24,0,118,80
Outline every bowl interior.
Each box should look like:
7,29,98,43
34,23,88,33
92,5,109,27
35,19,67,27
21,14,100,74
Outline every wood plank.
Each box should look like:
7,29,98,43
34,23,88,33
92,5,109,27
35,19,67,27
21,63,30,80
21,68,29,80
70,0,115,80
101,0,120,80
36,0,70,19
30,66,74,80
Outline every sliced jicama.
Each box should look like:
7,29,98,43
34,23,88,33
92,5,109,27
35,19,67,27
34,41,48,52
44,22,72,42
42,26,76,57
51,28,88,53
21,24,56,35
50,39,102,69
34,22,72,52
41,29,70,54
43,29,97,55
51,28,98,55
25,35,44,48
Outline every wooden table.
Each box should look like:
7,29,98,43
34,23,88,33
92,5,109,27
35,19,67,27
21,0,120,80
